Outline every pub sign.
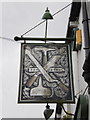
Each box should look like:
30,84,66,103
18,43,74,103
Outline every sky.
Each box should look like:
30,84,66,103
2,2,71,40
1,1,72,118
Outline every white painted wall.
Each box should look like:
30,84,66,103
66,3,89,115
66,51,79,114
76,6,87,93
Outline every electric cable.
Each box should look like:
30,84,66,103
21,2,72,37
61,105,74,116
61,85,88,116
0,36,14,41
1,3,72,41
74,90,83,98
21,20,45,37
0,36,21,43
83,85,88,95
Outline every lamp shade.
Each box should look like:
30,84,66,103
42,7,53,20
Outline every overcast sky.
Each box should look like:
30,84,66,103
1,1,72,118
2,2,72,41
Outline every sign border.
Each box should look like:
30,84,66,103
18,43,75,103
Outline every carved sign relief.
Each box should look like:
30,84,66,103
18,43,74,103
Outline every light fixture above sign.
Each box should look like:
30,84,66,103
42,7,53,20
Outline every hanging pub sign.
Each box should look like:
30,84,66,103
18,43,74,103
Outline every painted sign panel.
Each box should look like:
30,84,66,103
18,43,74,103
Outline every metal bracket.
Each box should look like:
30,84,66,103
14,36,75,42
82,19,90,23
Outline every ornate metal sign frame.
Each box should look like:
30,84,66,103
18,43,75,103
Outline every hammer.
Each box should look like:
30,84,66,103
35,47,56,65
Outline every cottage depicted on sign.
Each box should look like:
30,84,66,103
18,43,74,103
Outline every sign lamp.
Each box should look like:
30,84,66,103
42,7,53,20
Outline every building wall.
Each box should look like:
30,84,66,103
66,1,89,117
76,4,87,93
86,1,90,120
67,1,90,119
